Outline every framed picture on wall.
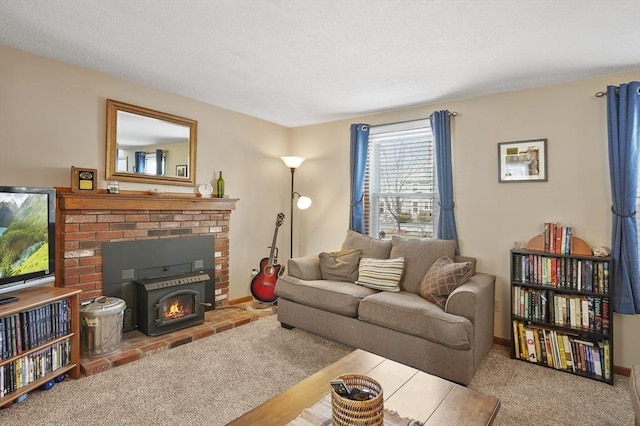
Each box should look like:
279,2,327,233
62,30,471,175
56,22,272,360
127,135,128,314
498,139,547,183
176,165,188,177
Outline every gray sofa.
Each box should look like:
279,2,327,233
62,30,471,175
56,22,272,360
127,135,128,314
276,230,496,385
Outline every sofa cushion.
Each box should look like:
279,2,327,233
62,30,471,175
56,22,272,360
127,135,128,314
287,256,322,280
356,257,404,292
319,249,362,282
419,256,473,309
358,291,472,350
342,229,392,259
389,236,457,293
276,275,378,317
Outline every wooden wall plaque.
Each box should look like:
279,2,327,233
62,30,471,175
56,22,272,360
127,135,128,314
70,166,97,193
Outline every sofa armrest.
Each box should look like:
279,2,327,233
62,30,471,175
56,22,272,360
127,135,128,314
454,255,477,275
287,256,322,280
446,272,495,323
445,272,495,365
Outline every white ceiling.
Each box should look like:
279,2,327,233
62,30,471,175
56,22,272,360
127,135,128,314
1,0,639,127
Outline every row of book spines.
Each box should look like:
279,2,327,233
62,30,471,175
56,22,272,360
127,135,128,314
513,254,609,294
512,321,611,381
0,338,71,398
549,293,609,335
543,222,572,254
513,286,610,334
0,299,72,360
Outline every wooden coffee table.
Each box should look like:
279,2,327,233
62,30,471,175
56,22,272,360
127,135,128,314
228,349,500,425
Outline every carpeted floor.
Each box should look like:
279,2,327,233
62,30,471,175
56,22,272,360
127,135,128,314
0,315,634,425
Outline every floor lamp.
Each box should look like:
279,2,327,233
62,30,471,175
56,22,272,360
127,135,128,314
281,156,312,258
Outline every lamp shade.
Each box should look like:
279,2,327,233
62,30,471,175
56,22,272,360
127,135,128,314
296,195,312,210
281,156,305,169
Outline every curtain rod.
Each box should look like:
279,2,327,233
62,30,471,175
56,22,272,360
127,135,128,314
595,91,607,97
369,112,459,129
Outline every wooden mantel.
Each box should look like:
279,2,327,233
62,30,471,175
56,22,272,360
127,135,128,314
55,187,239,211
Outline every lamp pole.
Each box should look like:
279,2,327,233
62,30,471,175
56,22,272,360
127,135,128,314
289,167,295,258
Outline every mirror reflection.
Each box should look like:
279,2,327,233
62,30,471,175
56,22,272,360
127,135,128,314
106,99,197,186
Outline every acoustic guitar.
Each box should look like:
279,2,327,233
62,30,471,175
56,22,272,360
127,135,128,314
250,213,285,303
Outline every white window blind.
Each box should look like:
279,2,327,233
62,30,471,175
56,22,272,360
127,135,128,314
367,119,438,239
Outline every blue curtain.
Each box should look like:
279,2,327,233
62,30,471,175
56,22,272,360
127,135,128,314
156,149,164,175
430,110,459,253
135,151,146,174
349,123,370,233
608,81,640,314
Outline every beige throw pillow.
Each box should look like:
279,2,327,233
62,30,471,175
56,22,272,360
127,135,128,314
419,256,472,308
356,257,404,292
319,249,362,282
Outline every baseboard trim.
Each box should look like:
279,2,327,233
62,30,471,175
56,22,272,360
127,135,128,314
229,295,254,305
614,365,631,377
493,336,630,377
493,336,510,347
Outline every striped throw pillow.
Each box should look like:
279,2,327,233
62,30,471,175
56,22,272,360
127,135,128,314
356,257,404,292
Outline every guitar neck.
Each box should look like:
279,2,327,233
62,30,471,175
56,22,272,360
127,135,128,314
267,227,280,266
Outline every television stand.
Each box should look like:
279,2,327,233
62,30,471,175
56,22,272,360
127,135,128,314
0,296,19,305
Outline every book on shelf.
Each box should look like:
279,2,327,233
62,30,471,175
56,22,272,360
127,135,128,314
525,328,537,362
512,320,520,359
542,222,574,254
0,338,72,396
511,320,610,380
513,252,610,295
1,298,73,361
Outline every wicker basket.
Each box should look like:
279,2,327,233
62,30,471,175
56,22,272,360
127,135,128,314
331,374,383,426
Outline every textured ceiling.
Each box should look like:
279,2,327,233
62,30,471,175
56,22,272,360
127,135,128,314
1,0,639,127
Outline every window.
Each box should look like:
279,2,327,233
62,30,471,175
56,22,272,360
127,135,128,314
365,119,438,239
144,151,166,176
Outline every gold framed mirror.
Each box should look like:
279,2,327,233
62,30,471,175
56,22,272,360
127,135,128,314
106,99,197,186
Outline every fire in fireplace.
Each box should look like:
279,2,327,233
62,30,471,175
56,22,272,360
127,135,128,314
136,272,210,336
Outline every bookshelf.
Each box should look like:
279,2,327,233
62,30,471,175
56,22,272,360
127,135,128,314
0,286,81,406
510,227,614,385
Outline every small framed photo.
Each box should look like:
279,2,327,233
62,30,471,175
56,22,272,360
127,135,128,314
498,139,547,183
176,165,188,177
70,166,98,192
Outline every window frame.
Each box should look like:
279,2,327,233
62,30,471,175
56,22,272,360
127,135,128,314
364,119,438,240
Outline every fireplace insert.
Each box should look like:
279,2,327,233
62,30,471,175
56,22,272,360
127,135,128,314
136,272,210,336
102,236,215,332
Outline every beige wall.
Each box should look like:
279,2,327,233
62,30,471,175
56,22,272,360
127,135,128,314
1,44,639,368
0,45,292,304
290,70,640,368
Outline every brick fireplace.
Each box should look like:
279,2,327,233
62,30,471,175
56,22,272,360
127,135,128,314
55,188,238,305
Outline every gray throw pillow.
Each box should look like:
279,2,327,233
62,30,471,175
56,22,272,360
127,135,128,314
341,229,392,259
319,249,362,282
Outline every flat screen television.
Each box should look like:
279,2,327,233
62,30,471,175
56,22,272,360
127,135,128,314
0,186,56,296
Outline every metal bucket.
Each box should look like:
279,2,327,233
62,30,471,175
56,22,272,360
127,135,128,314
80,296,126,357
